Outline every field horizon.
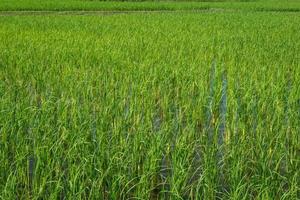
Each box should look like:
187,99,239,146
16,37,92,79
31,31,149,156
0,0,300,12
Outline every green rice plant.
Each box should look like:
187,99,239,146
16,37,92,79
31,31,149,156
0,11,299,199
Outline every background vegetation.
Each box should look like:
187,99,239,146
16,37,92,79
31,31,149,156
0,0,299,11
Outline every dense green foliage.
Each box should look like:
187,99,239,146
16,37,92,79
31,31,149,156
0,0,300,11
0,8,300,200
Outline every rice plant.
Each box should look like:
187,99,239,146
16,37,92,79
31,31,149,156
0,10,299,199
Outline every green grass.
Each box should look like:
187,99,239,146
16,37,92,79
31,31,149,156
0,0,300,11
0,11,299,199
